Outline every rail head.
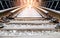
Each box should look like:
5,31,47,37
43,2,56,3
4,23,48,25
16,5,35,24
41,7,60,14
0,6,19,13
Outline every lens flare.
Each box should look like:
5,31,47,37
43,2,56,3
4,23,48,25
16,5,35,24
20,0,40,8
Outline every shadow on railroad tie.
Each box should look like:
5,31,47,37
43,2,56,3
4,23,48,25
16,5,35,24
1,16,10,23
6,16,14,20
0,23,4,28
55,23,60,29
44,15,52,20
50,17,59,23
